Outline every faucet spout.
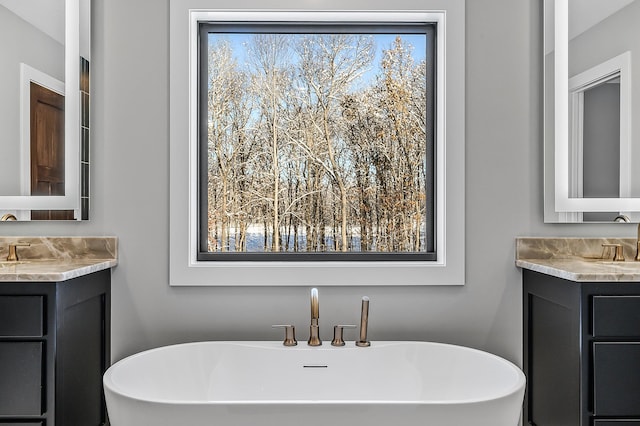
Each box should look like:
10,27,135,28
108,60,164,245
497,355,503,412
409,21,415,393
308,288,322,346
310,288,319,322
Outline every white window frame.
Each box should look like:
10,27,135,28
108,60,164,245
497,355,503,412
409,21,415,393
169,0,465,286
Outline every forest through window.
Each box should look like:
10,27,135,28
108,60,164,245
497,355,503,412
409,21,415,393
199,23,435,260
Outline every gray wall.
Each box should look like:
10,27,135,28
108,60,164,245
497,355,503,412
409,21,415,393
1,0,635,367
583,82,620,202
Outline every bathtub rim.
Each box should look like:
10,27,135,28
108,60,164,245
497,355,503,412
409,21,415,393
103,340,526,406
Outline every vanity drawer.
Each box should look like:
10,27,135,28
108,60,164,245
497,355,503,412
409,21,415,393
593,342,640,416
0,423,44,426
592,296,640,337
0,296,44,337
0,342,44,416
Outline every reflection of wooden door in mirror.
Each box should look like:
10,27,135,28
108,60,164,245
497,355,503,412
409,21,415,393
30,82,74,220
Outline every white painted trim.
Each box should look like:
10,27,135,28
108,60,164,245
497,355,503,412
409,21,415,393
170,0,465,286
568,90,583,198
565,86,583,224
188,11,444,264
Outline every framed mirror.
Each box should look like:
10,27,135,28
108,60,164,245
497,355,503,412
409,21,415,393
0,0,90,221
544,0,640,222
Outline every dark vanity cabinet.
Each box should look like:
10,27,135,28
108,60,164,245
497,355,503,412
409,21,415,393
523,269,640,426
0,270,110,426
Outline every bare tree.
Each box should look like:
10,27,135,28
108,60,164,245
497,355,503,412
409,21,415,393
206,33,427,253
376,36,427,251
293,34,374,251
247,34,293,251
207,40,240,251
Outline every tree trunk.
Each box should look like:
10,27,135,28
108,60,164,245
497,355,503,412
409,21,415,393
322,110,348,252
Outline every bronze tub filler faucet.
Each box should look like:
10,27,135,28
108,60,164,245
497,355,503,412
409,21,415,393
308,288,322,346
274,288,371,347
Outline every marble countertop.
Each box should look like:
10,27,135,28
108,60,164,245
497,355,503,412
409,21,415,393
0,258,117,282
515,258,640,282
516,237,640,282
0,237,117,282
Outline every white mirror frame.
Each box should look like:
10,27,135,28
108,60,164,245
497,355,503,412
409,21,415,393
0,0,80,212
554,0,640,212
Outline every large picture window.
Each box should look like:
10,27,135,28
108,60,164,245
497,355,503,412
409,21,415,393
198,22,436,261
170,4,464,286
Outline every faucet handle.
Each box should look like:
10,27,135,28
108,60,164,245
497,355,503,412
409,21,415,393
602,243,625,262
636,223,640,261
7,242,30,262
272,325,297,346
331,325,357,346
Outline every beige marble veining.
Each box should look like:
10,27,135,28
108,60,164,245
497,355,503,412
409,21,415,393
516,237,640,282
0,237,117,282
516,237,638,260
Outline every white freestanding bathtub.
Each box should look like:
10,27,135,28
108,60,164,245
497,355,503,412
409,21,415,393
103,341,525,426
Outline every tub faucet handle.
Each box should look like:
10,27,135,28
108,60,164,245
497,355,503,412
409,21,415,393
356,296,371,347
272,324,297,346
331,325,356,346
